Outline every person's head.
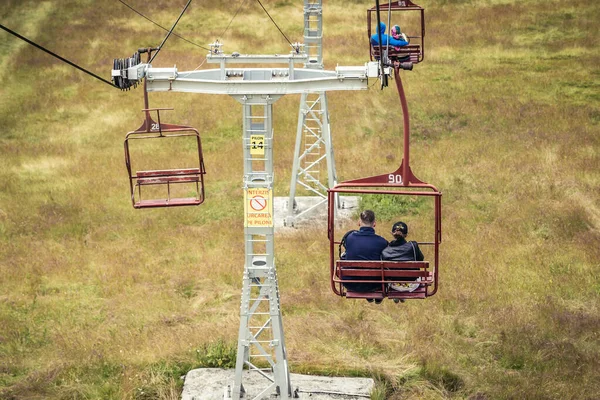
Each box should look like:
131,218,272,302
359,210,376,228
377,21,387,35
391,25,402,39
391,221,408,238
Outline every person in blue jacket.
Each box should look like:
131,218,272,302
342,210,389,302
370,22,409,49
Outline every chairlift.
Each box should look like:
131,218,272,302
327,59,441,301
327,163,441,301
368,0,425,64
124,108,206,208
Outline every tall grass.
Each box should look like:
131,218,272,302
0,0,599,399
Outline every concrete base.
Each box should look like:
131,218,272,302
273,196,359,230
181,368,374,400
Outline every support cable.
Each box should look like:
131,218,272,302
217,0,249,42
375,0,388,88
255,0,294,49
149,0,193,64
0,23,117,88
117,0,210,51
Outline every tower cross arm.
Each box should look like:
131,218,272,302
135,63,378,95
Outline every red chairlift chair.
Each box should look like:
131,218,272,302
124,108,206,209
327,62,441,301
368,0,425,64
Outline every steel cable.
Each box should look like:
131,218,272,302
0,23,118,88
217,0,249,42
149,0,193,64
117,0,210,51
255,0,294,49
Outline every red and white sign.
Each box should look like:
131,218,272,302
250,195,267,211
244,188,273,227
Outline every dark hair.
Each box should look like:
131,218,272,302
360,210,376,226
391,221,408,235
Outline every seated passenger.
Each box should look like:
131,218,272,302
370,22,409,49
390,25,409,50
381,221,424,293
342,210,388,303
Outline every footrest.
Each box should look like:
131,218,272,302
345,291,384,299
371,44,422,64
136,168,202,177
387,290,427,299
134,197,202,208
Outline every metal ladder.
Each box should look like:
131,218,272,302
230,95,293,399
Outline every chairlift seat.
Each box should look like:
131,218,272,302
132,168,204,208
371,44,421,63
132,168,203,208
135,168,202,185
334,260,432,299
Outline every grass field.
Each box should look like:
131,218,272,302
1,0,599,399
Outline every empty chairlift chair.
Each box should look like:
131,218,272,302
124,108,206,208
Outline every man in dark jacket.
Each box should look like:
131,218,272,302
343,210,388,297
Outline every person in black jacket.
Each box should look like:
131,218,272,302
382,221,424,293
381,221,424,261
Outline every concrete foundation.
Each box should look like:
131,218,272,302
181,198,366,399
181,368,374,400
273,196,359,230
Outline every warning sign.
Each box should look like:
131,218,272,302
244,188,273,227
250,135,265,156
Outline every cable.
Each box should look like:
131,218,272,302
117,0,210,51
217,0,248,42
255,0,294,48
0,23,117,88
375,0,388,89
149,0,193,64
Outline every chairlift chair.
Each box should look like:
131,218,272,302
327,162,441,301
124,108,206,208
327,41,440,300
368,0,425,64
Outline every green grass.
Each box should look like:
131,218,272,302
1,0,599,399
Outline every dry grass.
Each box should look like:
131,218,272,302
1,0,599,399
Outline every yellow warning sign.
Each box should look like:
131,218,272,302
250,135,265,156
244,188,273,227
